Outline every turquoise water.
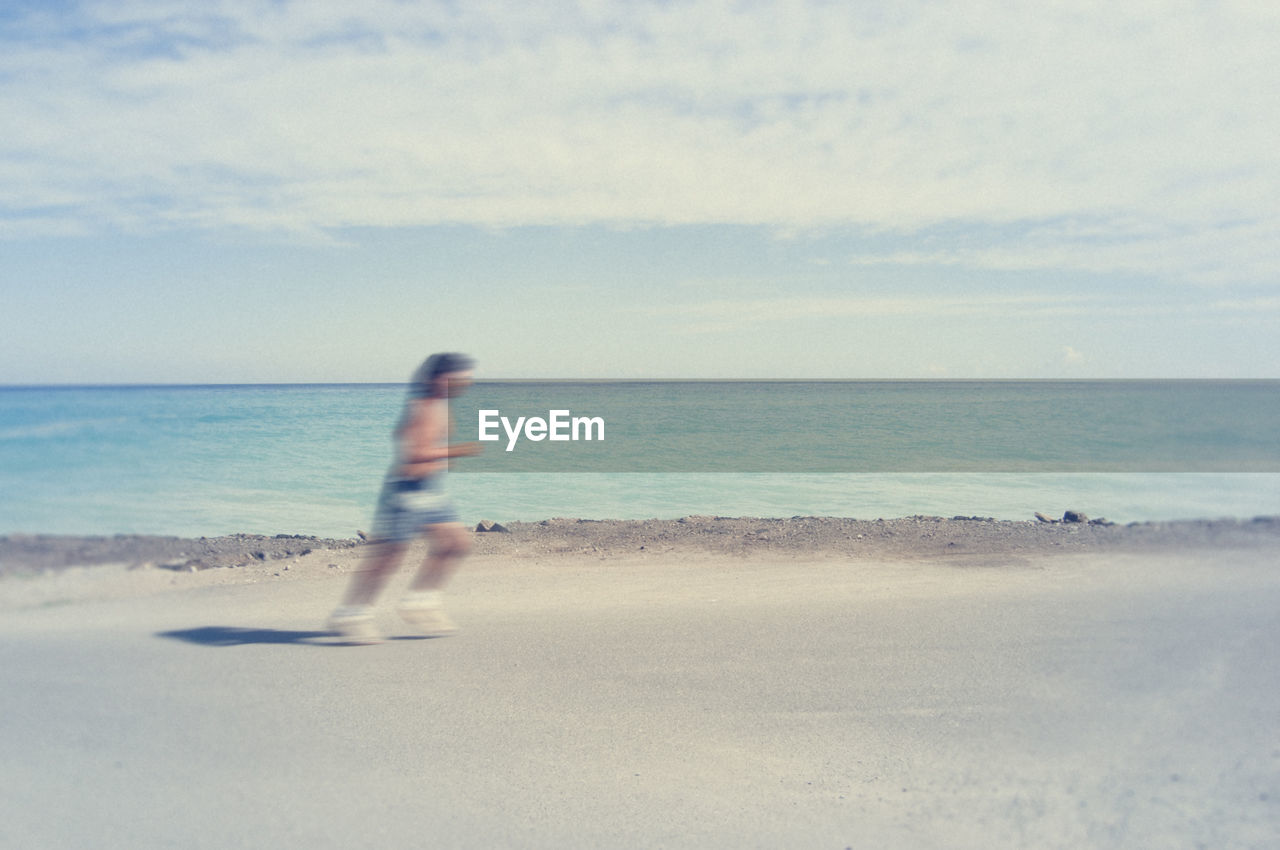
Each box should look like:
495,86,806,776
457,380,1280,472
2,382,1278,537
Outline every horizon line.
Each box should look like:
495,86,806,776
4,377,1279,390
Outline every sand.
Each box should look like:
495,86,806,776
2,516,1278,848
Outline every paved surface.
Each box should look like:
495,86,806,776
2,551,1278,848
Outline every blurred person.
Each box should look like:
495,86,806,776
327,353,481,643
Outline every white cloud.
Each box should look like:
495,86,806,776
649,283,1280,336
651,292,1102,334
1209,296,1280,312
2,0,1279,282
848,218,1280,285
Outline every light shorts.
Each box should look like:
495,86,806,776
369,475,460,543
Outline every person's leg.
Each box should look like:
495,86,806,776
407,521,470,592
341,540,408,606
400,522,470,635
328,539,408,643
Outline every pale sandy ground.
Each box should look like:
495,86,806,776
1,521,1278,849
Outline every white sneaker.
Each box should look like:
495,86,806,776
327,605,380,644
397,591,458,636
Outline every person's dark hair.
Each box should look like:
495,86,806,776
410,352,474,398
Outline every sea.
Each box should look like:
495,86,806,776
2,381,1278,538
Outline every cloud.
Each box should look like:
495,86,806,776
650,292,1103,334
2,0,1279,282
848,218,1280,285
649,283,1280,335
1209,296,1280,312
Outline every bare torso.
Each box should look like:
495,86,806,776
396,397,451,480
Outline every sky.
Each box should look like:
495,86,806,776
1,0,1278,382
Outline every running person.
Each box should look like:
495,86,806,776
328,353,481,643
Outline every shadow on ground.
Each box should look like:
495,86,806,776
156,626,438,647
157,626,338,647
